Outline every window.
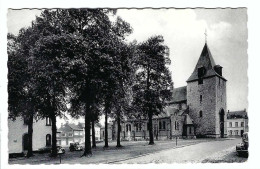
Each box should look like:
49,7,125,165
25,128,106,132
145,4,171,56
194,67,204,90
46,117,51,126
198,67,206,78
175,121,179,130
189,127,192,134
74,131,79,135
103,131,105,137
61,133,66,137
199,111,203,118
159,121,162,130
46,134,51,146
229,122,232,127
126,124,131,132
200,95,202,103
178,104,182,110
230,130,232,135
163,121,166,130
235,130,239,135
68,133,73,137
235,122,238,127
241,122,244,127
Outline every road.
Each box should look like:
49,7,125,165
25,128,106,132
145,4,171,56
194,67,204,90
9,138,247,164
115,138,246,163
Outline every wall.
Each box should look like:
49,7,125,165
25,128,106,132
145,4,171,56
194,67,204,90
215,76,227,137
187,77,217,137
8,117,52,154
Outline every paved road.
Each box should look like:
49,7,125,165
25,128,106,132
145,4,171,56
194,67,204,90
116,138,243,163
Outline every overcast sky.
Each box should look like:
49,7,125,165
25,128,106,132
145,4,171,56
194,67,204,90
7,8,248,122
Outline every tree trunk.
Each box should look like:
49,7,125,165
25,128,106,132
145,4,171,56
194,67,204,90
91,119,96,148
27,114,34,157
82,110,92,156
148,112,154,145
104,107,109,148
50,114,57,157
116,111,122,147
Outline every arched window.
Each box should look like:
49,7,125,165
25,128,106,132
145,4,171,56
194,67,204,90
126,124,131,132
199,111,203,118
46,134,51,146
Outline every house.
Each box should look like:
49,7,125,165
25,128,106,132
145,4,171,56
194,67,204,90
112,41,227,139
8,117,52,156
57,122,84,146
227,109,248,137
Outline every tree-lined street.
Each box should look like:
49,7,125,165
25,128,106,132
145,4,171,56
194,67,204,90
9,138,246,164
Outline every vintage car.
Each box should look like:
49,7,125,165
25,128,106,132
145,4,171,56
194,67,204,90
236,132,248,157
69,142,83,151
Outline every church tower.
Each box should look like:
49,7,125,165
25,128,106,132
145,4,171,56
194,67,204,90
186,42,227,138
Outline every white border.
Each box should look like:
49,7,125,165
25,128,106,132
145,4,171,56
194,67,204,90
1,0,259,169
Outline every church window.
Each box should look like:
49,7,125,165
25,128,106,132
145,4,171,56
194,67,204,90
176,122,179,130
200,95,202,103
199,111,203,118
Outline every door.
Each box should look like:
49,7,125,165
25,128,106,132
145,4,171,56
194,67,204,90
22,134,29,151
220,109,225,138
241,130,244,137
46,134,51,146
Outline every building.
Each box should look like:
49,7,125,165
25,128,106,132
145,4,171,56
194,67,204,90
57,122,84,146
57,122,101,146
112,42,227,139
100,122,113,141
227,109,248,137
8,117,52,156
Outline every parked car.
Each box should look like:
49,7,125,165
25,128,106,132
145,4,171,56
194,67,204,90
54,146,65,154
236,132,248,157
69,142,83,151
38,146,65,154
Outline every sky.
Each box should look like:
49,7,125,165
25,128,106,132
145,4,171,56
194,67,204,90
7,8,248,126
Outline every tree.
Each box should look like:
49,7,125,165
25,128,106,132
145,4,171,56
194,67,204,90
132,35,173,145
110,41,136,147
64,9,132,155
8,30,40,158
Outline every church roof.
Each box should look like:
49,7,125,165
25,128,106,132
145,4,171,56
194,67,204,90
169,86,187,103
227,110,248,119
187,43,226,82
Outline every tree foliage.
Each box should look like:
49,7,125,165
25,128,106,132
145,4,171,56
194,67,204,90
132,35,173,144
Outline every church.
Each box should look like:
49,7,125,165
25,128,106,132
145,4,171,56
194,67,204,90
111,41,227,140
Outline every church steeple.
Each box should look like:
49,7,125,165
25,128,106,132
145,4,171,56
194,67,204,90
187,42,226,82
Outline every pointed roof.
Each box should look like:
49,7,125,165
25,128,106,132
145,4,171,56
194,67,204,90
187,43,226,82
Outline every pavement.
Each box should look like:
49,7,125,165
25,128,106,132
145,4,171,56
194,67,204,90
116,138,247,163
9,138,247,164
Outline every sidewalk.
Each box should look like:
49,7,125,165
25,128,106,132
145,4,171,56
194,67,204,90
9,138,217,164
